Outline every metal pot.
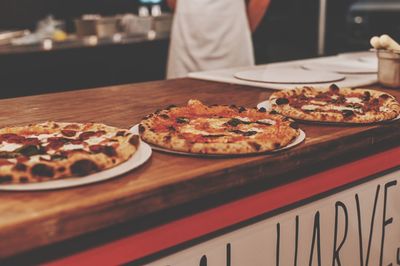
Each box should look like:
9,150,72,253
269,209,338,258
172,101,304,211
377,50,400,88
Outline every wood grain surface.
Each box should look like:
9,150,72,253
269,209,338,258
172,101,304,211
0,78,399,259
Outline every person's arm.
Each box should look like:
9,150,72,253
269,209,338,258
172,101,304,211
247,0,271,32
167,0,177,11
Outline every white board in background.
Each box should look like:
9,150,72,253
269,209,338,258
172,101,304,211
234,68,345,84
302,59,377,74
188,64,377,90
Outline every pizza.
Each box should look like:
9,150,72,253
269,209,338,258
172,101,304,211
269,84,400,123
0,122,139,184
139,99,300,155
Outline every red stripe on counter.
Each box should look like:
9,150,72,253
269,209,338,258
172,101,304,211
45,147,400,266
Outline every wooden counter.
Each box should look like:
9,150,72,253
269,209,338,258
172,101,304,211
0,78,399,260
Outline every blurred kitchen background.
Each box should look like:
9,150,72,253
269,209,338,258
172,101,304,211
0,0,399,98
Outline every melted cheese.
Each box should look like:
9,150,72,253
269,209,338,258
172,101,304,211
179,126,211,135
310,100,327,106
247,127,264,133
380,106,390,112
257,119,276,125
207,118,229,129
330,105,359,112
29,155,51,163
85,136,106,145
26,133,58,141
0,142,23,152
301,105,320,111
61,144,85,151
346,97,363,104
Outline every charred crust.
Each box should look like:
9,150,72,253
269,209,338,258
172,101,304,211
138,124,146,133
166,104,177,110
276,98,289,105
227,118,243,127
129,135,140,146
112,158,116,163
51,154,67,161
371,98,379,105
269,110,278,115
70,160,98,176
249,142,261,151
238,106,246,113
155,109,162,114
256,121,272,126
362,91,371,102
176,117,189,124
289,122,299,129
274,143,281,149
57,167,66,172
167,126,176,132
19,177,29,183
116,131,126,137
31,164,54,177
142,114,153,120
160,114,170,119
14,163,27,172
0,175,12,183
380,94,390,100
329,84,340,93
229,104,238,109
242,131,257,136
202,134,226,138
164,135,172,142
342,110,354,118
258,107,267,113
103,146,117,157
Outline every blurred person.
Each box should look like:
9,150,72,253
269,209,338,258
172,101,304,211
166,0,271,78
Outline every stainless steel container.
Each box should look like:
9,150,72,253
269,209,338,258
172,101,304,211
377,50,400,88
75,16,120,38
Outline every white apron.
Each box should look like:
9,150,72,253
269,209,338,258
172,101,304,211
166,0,255,79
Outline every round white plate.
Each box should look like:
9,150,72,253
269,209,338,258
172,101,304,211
0,141,152,191
257,100,400,125
302,59,377,74
130,125,305,157
234,68,345,84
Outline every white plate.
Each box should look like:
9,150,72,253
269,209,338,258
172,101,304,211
234,68,345,84
257,100,400,125
0,141,152,191
130,125,305,157
302,59,377,74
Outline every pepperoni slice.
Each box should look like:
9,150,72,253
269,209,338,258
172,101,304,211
89,145,116,157
79,131,96,140
0,133,25,144
89,145,103,153
0,160,13,166
61,130,77,137
46,138,69,150
24,138,40,146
